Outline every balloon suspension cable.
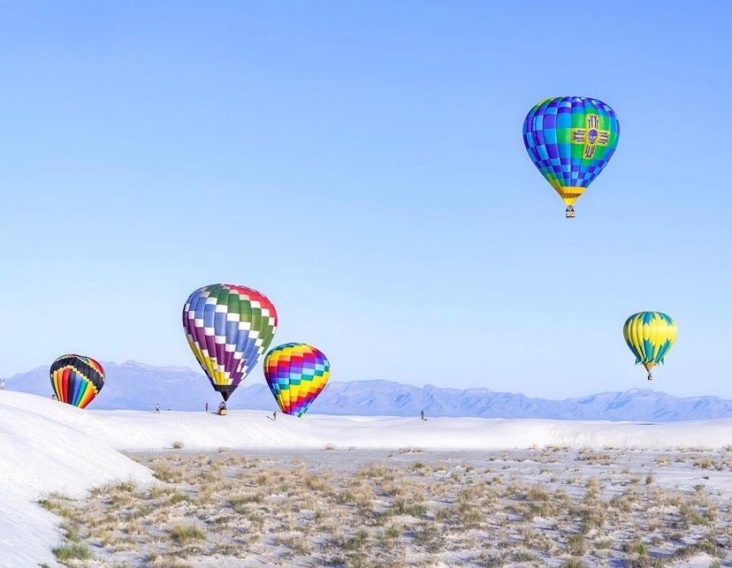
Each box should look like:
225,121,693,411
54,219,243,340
565,206,576,219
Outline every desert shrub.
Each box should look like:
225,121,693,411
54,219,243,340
169,524,205,544
337,528,369,551
566,533,586,555
276,532,313,555
393,499,427,517
53,542,92,561
151,463,181,483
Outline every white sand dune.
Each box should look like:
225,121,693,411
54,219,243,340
0,392,152,568
93,405,732,452
2,390,731,566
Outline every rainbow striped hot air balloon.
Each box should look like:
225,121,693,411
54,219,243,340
523,96,619,218
264,343,330,417
183,284,278,402
623,312,677,380
49,354,105,409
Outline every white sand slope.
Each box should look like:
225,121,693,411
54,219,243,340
1,390,731,567
0,392,152,568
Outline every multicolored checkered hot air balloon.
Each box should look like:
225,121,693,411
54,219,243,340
623,311,677,381
264,343,330,417
183,284,278,402
523,96,619,218
49,354,105,409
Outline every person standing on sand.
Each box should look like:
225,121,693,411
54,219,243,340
155,403,160,413
205,402,208,413
273,411,277,421
420,409,426,421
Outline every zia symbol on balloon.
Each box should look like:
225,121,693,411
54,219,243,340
571,114,610,159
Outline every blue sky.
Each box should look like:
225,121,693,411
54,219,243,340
1,1,730,398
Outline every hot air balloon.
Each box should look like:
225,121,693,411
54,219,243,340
523,96,619,218
264,343,330,417
49,354,105,409
183,284,277,402
623,312,677,380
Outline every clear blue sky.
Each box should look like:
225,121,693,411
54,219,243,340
1,1,730,398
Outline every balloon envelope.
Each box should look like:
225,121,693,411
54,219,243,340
183,284,278,401
623,311,677,379
264,343,330,417
49,354,105,409
523,96,619,214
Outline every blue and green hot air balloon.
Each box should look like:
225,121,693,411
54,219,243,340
523,96,619,218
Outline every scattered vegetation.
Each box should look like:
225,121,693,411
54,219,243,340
41,448,732,566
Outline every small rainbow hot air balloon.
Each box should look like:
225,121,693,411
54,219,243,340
264,343,330,417
523,96,619,218
183,284,278,402
49,354,105,409
623,311,677,380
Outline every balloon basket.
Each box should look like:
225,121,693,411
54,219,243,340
218,409,228,416
565,206,576,219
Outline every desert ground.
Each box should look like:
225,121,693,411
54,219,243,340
43,446,731,568
3,393,731,567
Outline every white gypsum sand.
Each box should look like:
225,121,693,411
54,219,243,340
0,392,152,568
90,407,732,452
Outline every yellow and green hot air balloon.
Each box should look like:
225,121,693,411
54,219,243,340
623,312,677,380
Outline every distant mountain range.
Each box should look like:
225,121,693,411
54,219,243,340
4,361,732,421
